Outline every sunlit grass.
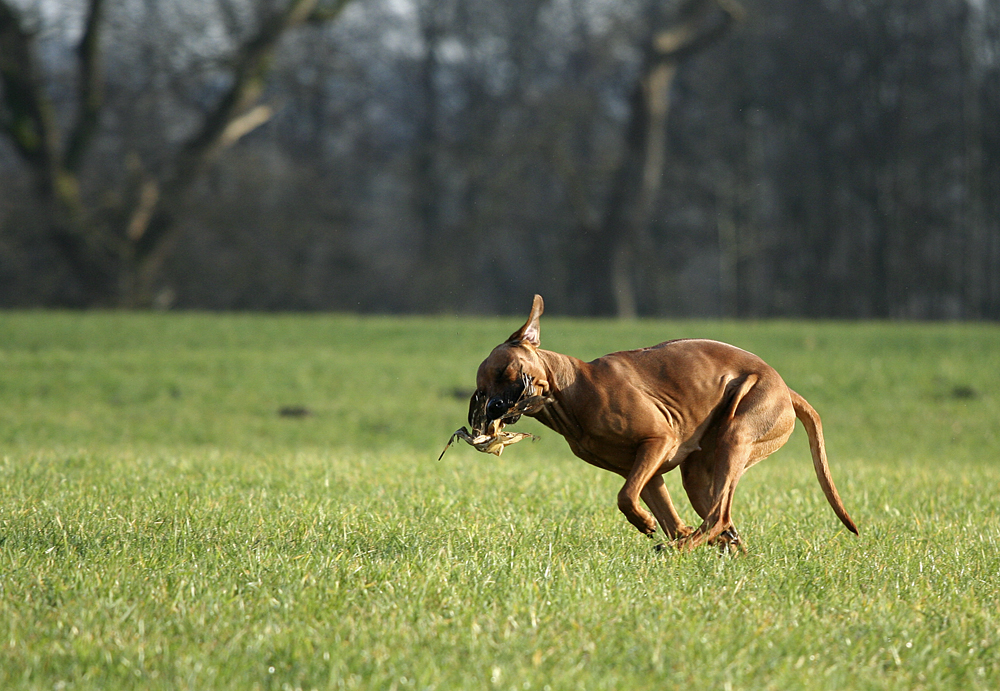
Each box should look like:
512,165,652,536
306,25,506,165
0,312,998,689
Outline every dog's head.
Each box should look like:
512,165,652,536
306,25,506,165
469,294,551,435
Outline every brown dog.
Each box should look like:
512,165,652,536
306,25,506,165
470,295,858,550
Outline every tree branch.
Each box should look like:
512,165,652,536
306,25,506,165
169,0,320,186
306,0,354,24
0,0,61,184
219,103,275,148
653,0,745,63
65,0,106,173
131,0,351,297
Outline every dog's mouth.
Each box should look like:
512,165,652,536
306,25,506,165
439,374,552,461
468,373,548,436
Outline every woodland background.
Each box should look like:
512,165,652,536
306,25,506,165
1,0,998,318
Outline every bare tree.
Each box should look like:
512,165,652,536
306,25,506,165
0,0,352,307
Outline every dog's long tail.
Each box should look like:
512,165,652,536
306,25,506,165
790,389,859,535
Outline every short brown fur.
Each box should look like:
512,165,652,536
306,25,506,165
472,295,858,550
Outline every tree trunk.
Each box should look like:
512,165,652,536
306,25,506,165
571,0,742,317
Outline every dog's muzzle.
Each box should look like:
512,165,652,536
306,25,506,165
468,374,531,434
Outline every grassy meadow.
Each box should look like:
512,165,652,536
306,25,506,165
0,311,998,690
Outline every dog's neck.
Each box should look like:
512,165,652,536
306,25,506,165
530,349,588,438
536,348,583,393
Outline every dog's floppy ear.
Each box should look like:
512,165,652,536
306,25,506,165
506,294,544,347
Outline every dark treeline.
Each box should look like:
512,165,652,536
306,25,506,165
1,0,998,318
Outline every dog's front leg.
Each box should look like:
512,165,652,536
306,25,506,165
617,439,677,536
641,475,694,541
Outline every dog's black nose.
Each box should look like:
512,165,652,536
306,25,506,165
486,397,508,421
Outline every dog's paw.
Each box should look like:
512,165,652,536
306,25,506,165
617,492,657,534
674,531,707,552
708,528,747,555
619,504,658,536
633,516,658,535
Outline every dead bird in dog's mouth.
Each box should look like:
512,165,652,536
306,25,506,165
439,373,552,459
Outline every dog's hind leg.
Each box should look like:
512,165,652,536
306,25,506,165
679,435,744,551
679,436,751,550
640,474,694,541
679,374,794,551
679,427,716,521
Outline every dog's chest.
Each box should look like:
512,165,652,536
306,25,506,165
565,435,636,473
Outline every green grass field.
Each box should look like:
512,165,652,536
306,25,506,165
1,312,998,690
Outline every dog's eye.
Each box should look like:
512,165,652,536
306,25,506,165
486,397,508,421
